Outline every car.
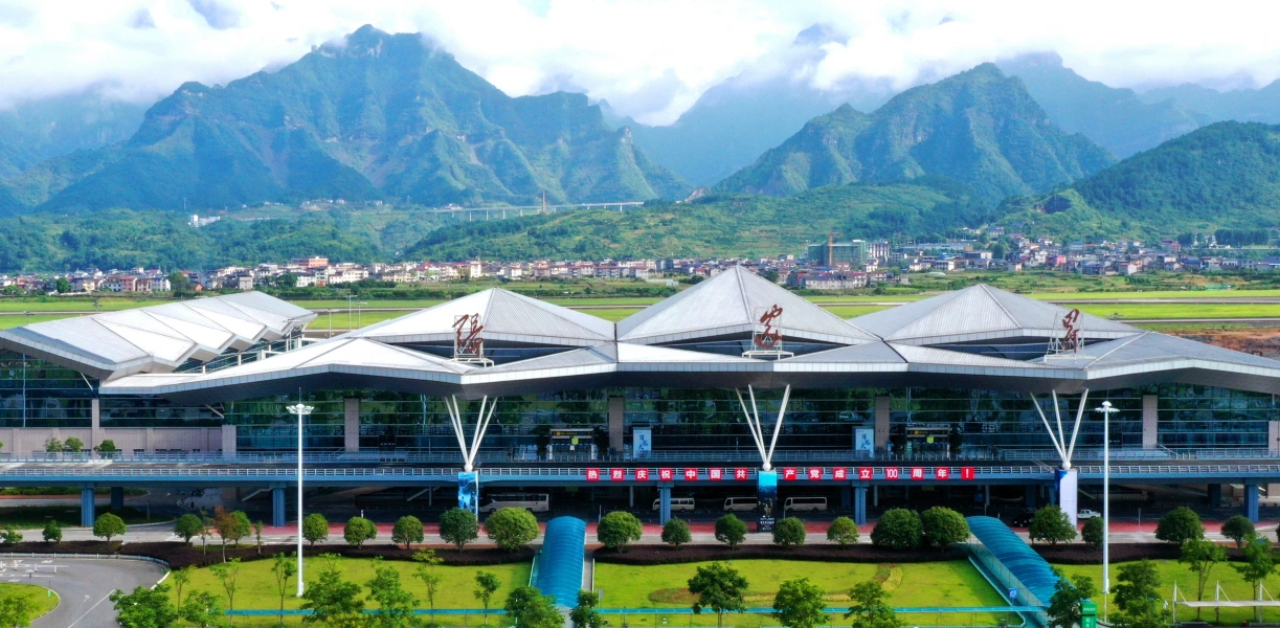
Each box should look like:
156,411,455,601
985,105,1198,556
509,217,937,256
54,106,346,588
1010,511,1034,527
1078,509,1101,519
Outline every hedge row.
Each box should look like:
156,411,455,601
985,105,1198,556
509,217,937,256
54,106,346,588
594,544,966,565
1,541,534,569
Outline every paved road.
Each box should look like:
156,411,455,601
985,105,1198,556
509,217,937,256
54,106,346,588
0,558,165,628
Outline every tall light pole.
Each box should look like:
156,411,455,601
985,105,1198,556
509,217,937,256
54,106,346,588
345,295,356,330
1094,400,1119,621
287,402,313,597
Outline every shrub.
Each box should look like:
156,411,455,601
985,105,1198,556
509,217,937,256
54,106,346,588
302,513,329,546
42,520,61,544
43,438,63,453
714,514,747,550
64,436,84,452
94,439,119,455
439,507,479,550
485,508,539,552
344,516,377,548
391,515,425,549
1028,506,1076,546
93,513,127,542
597,511,643,552
662,518,692,548
1082,516,1104,549
871,509,921,550
920,507,969,548
1155,507,1204,545
827,516,859,546
0,527,23,545
773,517,807,548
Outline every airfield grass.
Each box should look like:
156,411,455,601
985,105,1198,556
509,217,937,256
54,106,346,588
593,559,1010,627
1055,559,1280,626
0,583,58,622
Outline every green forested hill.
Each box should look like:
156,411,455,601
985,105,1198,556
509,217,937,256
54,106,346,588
999,121,1280,239
715,64,1113,206
0,25,686,215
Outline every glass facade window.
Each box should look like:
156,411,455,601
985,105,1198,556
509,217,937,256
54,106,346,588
1157,384,1276,448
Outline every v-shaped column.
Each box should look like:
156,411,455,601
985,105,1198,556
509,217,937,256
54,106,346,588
444,395,499,473
1029,389,1090,470
734,385,792,471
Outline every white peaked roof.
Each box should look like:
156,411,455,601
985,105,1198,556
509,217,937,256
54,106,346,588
351,288,615,347
1035,331,1280,379
0,292,316,380
851,284,1140,345
617,266,876,345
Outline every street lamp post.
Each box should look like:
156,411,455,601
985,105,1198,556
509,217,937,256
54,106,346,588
287,402,313,597
1094,400,1119,621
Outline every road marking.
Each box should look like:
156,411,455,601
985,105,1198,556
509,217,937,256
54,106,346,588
67,593,112,628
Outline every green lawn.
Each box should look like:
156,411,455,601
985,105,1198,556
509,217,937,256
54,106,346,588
1056,559,1280,626
0,506,168,529
594,559,1010,627
172,557,530,626
0,583,58,622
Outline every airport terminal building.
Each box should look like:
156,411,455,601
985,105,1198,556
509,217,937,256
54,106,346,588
3,268,1280,526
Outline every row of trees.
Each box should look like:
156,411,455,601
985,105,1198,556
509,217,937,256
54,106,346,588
39,437,118,454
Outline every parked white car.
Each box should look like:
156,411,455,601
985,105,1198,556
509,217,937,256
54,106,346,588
1077,509,1101,519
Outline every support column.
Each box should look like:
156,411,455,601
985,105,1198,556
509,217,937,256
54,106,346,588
91,398,102,452
221,424,237,461
110,486,124,511
80,488,95,527
874,396,890,452
854,486,868,526
659,485,672,525
344,398,360,453
1141,394,1158,449
1246,482,1260,523
608,397,624,454
1270,420,1280,456
272,487,287,527
1208,483,1222,508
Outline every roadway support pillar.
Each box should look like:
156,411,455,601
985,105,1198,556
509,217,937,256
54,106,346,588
658,485,672,525
854,486,868,526
1246,482,1260,523
81,487,95,527
1208,484,1222,508
272,487,287,527
110,486,124,511
841,485,852,510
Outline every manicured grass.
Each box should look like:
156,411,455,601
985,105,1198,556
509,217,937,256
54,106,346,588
594,559,1010,626
1055,559,1280,626
0,583,58,621
0,506,168,529
171,557,530,626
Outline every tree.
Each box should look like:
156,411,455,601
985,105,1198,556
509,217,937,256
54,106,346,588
180,590,229,628
439,508,479,550
302,513,329,546
1155,507,1204,545
63,436,84,452
214,508,252,561
1028,506,1076,546
301,557,365,628
1113,560,1162,628
41,519,61,544
94,439,119,456
344,516,377,548
484,508,539,551
1221,515,1255,549
688,562,749,628
474,571,502,627
714,514,747,549
0,527,21,545
210,558,242,618
169,271,190,294
662,518,692,548
415,549,444,626
871,509,921,550
772,578,828,628
1081,516,1104,549
0,588,36,628
392,515,425,549
254,520,264,555
845,581,902,628
1179,539,1226,618
173,566,192,607
570,590,603,628
271,554,297,628
1046,572,1097,628
1233,538,1277,622
827,516,859,546
43,438,63,453
504,586,563,628
198,511,212,555
773,517,807,547
367,560,419,628
597,511,643,552
921,506,969,548
175,514,204,546
54,277,71,293
94,512,127,542
111,584,180,628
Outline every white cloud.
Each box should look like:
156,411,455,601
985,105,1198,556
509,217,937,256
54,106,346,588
1,0,1279,123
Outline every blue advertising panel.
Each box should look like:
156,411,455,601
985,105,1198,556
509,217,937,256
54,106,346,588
757,470,778,532
458,471,479,516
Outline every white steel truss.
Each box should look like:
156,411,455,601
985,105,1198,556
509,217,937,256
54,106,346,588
444,395,499,472
1029,389,1090,469
733,384,792,471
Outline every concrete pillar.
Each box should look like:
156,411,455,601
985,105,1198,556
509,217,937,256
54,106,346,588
854,486,868,526
1208,484,1222,508
1247,482,1260,523
659,486,672,525
608,397,625,454
110,486,124,511
344,398,360,452
80,488,95,527
874,396,890,451
221,425,237,461
1270,421,1280,455
91,398,101,451
1141,394,1158,449
272,487,287,527
145,428,155,453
